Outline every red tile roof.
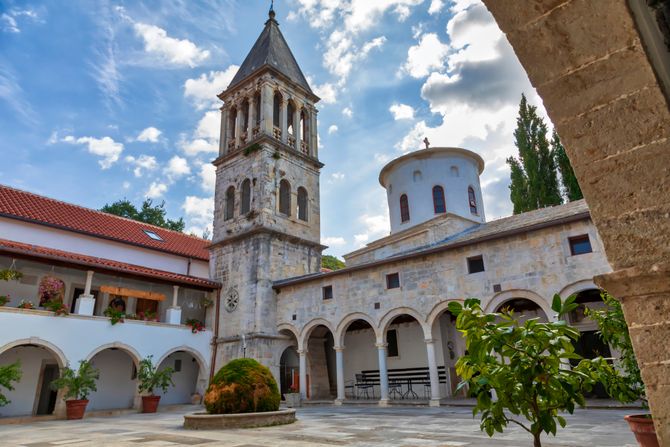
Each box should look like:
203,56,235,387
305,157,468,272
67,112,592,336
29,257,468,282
0,185,210,261
0,238,220,290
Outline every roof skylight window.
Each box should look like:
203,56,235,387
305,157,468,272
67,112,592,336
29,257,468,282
143,230,163,241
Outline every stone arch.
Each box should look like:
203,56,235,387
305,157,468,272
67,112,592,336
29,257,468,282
558,279,599,300
277,322,300,343
0,337,67,368
335,312,379,347
85,342,141,368
426,299,464,331
378,307,430,343
299,318,335,350
156,346,209,403
156,345,208,375
485,289,554,321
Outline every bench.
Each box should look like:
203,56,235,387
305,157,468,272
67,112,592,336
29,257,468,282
353,366,448,399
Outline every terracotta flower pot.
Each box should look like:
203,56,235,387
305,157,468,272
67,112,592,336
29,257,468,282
142,395,161,413
624,414,659,447
65,399,88,420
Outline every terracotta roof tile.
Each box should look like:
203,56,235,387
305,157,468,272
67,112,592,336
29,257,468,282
0,238,220,289
0,185,210,261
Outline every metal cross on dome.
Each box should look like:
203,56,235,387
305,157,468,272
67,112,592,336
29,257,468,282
423,137,430,149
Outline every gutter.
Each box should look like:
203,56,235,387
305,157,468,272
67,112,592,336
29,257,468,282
209,288,222,383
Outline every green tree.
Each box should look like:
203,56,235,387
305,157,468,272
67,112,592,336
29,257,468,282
138,356,175,395
507,94,562,214
552,131,583,201
51,360,99,401
0,362,22,407
447,296,608,447
101,199,185,232
321,254,345,271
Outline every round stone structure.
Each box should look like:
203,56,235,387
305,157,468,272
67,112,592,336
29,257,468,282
379,147,486,234
183,408,297,429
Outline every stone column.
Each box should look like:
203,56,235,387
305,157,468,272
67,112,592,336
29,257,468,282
293,102,301,152
376,342,389,405
280,98,288,144
298,349,308,400
166,285,181,325
335,346,345,404
248,96,256,138
425,338,441,406
234,103,242,149
310,108,318,158
261,83,274,135
75,270,95,316
596,265,670,444
219,106,227,156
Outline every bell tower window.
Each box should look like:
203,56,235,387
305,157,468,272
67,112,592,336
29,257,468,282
400,194,410,223
297,187,308,221
433,185,446,214
254,92,261,127
273,92,282,128
240,179,251,215
279,179,291,216
468,186,478,214
225,186,235,220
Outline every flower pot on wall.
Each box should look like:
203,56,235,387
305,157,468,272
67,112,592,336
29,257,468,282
624,414,659,447
284,393,301,408
142,395,161,413
65,399,88,420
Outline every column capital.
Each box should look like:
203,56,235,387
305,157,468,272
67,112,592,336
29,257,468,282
297,349,307,355
424,338,436,344
375,342,388,349
333,346,345,352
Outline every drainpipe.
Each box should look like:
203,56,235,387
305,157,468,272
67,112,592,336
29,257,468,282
209,288,222,382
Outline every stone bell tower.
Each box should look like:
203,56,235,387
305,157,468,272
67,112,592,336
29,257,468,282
210,7,323,376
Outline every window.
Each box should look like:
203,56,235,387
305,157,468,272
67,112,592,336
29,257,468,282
432,185,446,214
229,108,237,139
399,194,410,223
273,92,282,128
240,179,251,214
287,101,296,135
174,359,182,372
241,99,249,130
322,285,333,300
569,235,592,255
413,170,422,182
386,272,400,289
467,255,485,274
143,230,163,241
254,92,261,126
468,186,478,214
297,187,308,221
279,179,291,216
450,166,459,177
225,186,235,220
387,329,399,357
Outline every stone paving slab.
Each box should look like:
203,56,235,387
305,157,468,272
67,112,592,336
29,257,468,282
0,405,637,447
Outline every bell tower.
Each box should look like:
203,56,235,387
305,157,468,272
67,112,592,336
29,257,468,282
210,7,323,376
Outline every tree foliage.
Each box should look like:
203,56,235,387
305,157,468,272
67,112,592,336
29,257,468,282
447,296,604,447
0,361,22,407
507,95,570,214
100,199,185,232
552,131,583,201
51,360,99,400
321,254,346,271
138,355,175,395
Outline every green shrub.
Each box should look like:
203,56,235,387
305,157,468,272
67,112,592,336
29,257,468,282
0,362,22,407
204,358,280,414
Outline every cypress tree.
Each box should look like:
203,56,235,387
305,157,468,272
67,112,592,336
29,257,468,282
552,131,583,201
506,95,562,214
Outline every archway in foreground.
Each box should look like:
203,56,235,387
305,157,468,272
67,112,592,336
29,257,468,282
157,351,202,405
87,347,137,411
279,346,299,398
430,308,462,398
342,319,377,400
0,344,62,417
304,324,336,399
495,298,549,323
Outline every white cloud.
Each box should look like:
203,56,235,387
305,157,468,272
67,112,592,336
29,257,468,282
328,124,338,134
122,181,131,189
322,236,346,246
136,126,162,143
180,138,218,156
195,110,220,140
146,181,168,199
133,22,209,67
361,213,390,238
354,234,369,247
342,107,353,118
389,103,415,120
311,81,337,104
403,33,449,78
374,152,392,165
125,154,158,177
1,14,19,33
428,0,444,14
395,120,428,153
200,163,216,193
1,8,39,33
331,172,345,181
0,64,37,124
64,135,124,169
182,195,214,236
164,155,190,179
184,66,238,109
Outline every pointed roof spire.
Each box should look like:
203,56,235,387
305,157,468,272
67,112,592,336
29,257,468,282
226,4,314,95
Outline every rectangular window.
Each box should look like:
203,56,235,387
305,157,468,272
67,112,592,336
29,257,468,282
174,359,182,372
322,285,333,300
467,255,485,274
387,329,399,357
569,235,592,255
386,273,400,289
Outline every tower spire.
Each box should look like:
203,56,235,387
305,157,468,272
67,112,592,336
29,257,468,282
269,0,276,20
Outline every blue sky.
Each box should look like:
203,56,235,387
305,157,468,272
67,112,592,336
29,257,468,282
0,0,548,259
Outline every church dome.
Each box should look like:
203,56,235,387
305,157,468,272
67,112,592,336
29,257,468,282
379,147,486,234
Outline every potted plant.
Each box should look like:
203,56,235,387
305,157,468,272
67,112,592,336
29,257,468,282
185,318,205,333
51,360,99,420
0,361,22,407
284,384,301,408
137,355,175,413
103,306,125,325
38,275,65,306
585,291,659,447
44,298,68,316
0,295,9,307
17,300,34,309
0,266,22,281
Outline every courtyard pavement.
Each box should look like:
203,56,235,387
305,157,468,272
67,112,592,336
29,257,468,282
0,404,637,447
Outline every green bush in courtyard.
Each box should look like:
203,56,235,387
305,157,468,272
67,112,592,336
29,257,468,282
0,362,22,406
204,358,280,414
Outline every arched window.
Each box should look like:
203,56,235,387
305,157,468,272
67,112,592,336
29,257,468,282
287,101,296,135
400,194,410,223
273,92,282,128
254,92,261,126
432,185,446,214
297,187,308,221
279,179,291,216
225,186,235,220
241,99,249,131
300,110,307,141
240,179,251,215
468,186,478,214
228,107,237,139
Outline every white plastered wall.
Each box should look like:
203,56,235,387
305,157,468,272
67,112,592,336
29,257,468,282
0,346,57,417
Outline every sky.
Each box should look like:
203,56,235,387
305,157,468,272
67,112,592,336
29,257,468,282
0,0,551,259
